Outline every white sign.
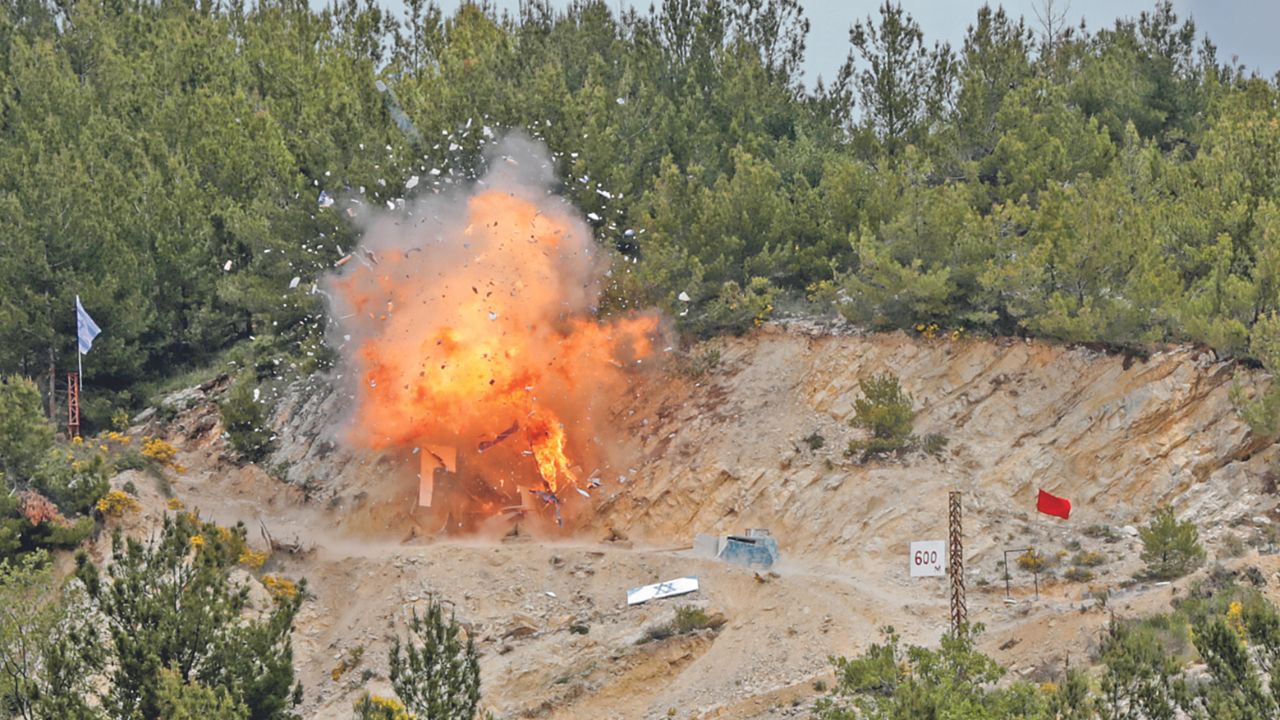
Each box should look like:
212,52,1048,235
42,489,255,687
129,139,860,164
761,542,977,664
909,540,946,578
627,577,699,606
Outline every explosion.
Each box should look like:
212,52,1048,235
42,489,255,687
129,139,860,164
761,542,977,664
324,136,659,528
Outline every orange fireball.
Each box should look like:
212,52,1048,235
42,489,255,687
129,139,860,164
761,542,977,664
324,138,658,522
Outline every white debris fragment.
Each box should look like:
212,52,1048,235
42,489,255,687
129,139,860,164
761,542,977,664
596,189,612,199
223,260,233,271
488,311,498,321
544,591,557,598
253,388,260,402
587,212,601,222
289,277,300,289
429,168,441,176
678,291,691,302
405,175,419,190
616,97,626,105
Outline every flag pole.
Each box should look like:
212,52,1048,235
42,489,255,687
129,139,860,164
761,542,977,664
76,295,83,401
74,295,83,437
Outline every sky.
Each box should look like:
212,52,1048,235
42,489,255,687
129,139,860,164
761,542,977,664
359,0,1280,86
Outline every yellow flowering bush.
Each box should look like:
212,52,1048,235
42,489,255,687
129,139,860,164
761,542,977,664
261,575,299,602
95,489,141,517
1227,600,1246,640
189,534,205,549
352,693,413,720
141,437,184,472
238,548,269,570
166,497,185,511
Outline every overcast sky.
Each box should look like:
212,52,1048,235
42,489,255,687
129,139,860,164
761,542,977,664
360,0,1280,85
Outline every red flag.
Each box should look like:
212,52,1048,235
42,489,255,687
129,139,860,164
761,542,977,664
1037,489,1071,519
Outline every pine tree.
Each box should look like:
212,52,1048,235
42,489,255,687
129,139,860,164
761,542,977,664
73,513,304,720
1139,506,1205,580
388,598,483,720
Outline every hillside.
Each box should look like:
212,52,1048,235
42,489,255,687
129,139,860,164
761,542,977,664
108,325,1280,719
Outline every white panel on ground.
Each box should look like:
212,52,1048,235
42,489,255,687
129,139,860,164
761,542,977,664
627,577,699,606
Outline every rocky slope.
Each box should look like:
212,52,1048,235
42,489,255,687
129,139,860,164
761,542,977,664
124,324,1280,718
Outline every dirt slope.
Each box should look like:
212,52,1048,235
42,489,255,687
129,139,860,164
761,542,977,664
118,325,1280,719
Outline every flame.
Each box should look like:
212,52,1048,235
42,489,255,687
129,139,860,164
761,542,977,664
325,138,658,522
525,414,573,492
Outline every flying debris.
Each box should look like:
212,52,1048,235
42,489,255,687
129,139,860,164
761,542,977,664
289,277,301,289
318,190,334,208
530,489,564,527
223,260,233,271
478,421,520,453
375,78,422,144
406,175,420,190
678,292,691,302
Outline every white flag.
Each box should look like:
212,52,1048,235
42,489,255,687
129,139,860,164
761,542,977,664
76,296,101,355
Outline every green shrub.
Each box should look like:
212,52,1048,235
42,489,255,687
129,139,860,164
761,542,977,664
673,605,724,634
816,625,1041,719
848,372,915,459
676,346,722,379
1084,524,1120,542
1140,507,1205,580
803,432,826,450
1071,550,1106,567
219,376,272,462
685,278,777,338
1017,549,1047,574
32,450,110,517
63,513,302,718
0,376,54,484
918,433,949,456
1063,566,1094,583
639,605,726,644
1221,533,1247,559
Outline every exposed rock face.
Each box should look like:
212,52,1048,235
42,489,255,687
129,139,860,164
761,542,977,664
588,328,1278,569
259,326,1279,574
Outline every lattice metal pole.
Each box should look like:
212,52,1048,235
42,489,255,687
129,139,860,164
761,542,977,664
67,372,80,438
949,491,966,632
